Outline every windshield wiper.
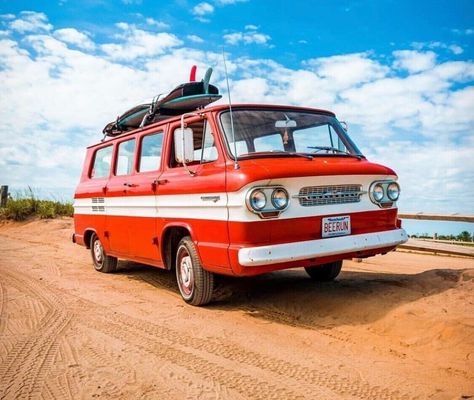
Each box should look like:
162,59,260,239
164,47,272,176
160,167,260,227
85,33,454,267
239,150,313,160
307,146,362,159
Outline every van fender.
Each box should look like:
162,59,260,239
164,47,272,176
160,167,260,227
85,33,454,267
82,227,98,249
160,222,199,270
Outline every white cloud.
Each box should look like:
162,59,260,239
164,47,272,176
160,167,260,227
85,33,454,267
448,45,463,55
187,34,204,43
224,30,271,45
54,28,95,50
393,50,437,73
215,0,248,4
101,24,182,61
0,13,15,20
412,41,464,55
245,24,258,30
367,141,474,214
145,18,170,30
192,2,214,16
452,28,474,35
9,11,52,33
306,53,389,90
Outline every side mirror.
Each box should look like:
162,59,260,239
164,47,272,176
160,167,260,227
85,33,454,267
340,121,348,131
174,127,194,163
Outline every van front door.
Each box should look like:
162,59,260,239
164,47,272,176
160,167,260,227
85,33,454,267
158,116,230,271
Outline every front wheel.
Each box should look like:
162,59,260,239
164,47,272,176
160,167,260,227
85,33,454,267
304,260,342,281
176,236,214,306
90,233,117,273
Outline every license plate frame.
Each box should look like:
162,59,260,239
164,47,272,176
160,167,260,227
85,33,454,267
322,215,351,238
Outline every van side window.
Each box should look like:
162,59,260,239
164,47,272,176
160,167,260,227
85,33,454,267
171,120,217,167
139,132,163,172
116,139,135,176
91,145,113,178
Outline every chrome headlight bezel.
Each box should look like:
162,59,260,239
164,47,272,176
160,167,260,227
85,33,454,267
271,188,289,210
249,189,266,211
369,180,401,207
372,183,384,202
387,182,400,201
246,186,290,218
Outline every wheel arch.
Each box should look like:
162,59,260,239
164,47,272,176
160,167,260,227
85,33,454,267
161,223,198,270
83,228,98,249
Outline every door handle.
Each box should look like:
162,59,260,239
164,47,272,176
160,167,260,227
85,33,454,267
151,179,168,191
123,183,138,188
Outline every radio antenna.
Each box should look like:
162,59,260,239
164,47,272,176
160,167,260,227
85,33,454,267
222,48,239,170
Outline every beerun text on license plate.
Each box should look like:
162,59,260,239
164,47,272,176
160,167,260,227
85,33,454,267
322,216,351,238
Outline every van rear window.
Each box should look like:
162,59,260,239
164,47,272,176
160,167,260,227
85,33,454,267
91,145,113,179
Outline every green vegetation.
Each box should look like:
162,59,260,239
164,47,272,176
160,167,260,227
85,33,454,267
0,188,73,221
410,231,473,242
409,231,474,247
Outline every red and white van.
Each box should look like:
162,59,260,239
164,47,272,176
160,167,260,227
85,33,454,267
73,104,408,305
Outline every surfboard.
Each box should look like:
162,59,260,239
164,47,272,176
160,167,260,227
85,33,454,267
102,66,221,137
102,104,150,136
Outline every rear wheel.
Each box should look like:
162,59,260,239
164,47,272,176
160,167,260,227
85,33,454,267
304,260,342,281
176,236,214,306
90,233,117,273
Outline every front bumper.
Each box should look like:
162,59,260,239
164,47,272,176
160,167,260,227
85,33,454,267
238,228,408,267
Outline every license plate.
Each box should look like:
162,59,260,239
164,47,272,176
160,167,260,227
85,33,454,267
322,216,351,238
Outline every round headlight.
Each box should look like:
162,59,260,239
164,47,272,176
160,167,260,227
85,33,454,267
271,188,289,210
372,183,384,202
387,182,400,201
249,189,267,210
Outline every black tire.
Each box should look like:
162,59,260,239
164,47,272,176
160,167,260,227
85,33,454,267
175,236,214,306
304,260,342,281
90,233,117,273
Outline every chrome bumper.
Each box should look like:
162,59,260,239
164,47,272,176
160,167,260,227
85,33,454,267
238,228,408,267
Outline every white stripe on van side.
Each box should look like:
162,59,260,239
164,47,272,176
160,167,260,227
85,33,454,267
73,174,397,222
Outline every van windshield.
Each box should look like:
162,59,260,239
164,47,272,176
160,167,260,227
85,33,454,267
219,109,363,159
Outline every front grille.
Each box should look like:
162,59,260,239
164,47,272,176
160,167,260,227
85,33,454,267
296,184,364,206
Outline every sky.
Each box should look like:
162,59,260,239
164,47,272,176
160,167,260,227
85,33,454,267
0,0,473,235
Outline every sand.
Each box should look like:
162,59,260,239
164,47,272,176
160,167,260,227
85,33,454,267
0,218,473,399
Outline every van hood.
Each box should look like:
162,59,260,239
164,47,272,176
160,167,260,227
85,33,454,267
226,156,396,191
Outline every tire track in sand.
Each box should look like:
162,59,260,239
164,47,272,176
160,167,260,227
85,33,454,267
0,279,6,336
96,309,414,400
1,257,414,399
82,315,305,400
70,272,415,399
0,271,71,399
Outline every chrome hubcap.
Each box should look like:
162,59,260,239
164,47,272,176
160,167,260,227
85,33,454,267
179,253,193,296
94,240,103,263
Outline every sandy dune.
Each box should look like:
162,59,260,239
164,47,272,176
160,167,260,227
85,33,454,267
0,218,473,399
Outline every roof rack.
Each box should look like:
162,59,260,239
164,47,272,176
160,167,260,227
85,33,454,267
102,66,221,138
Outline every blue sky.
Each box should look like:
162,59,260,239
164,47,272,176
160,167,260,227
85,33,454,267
0,0,473,235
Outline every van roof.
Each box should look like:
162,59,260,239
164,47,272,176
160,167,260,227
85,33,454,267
88,103,336,149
